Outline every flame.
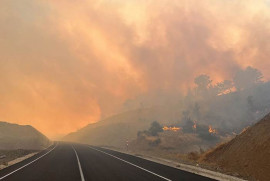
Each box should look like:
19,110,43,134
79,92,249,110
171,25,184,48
208,125,218,134
193,121,197,129
163,126,181,132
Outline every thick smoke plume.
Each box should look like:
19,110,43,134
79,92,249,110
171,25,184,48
0,0,270,138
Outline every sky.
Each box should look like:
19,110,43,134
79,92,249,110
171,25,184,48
0,0,270,139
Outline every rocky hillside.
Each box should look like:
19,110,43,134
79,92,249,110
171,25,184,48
0,122,51,150
201,113,270,181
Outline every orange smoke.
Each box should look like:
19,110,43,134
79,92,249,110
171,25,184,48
0,0,270,138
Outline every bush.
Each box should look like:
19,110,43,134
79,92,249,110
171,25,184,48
148,121,163,136
197,125,219,142
137,131,147,140
187,151,200,161
149,138,161,146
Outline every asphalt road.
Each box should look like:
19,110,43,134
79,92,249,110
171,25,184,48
0,142,216,181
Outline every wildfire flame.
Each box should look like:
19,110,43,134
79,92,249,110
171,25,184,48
163,126,181,132
208,125,218,134
193,121,197,129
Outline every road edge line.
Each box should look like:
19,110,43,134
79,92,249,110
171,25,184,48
88,146,172,181
72,145,85,181
0,142,58,180
101,146,246,181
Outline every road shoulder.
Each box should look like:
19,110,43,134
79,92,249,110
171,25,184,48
0,153,38,170
101,147,246,181
0,142,55,170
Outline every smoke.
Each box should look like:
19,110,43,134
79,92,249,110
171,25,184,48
0,0,270,138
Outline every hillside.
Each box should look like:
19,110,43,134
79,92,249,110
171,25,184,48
201,113,270,181
63,107,179,147
63,81,270,149
0,122,51,150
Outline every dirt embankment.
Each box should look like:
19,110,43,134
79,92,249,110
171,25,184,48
201,113,270,181
0,150,37,169
0,121,51,150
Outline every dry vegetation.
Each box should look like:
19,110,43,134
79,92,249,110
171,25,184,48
0,150,37,168
63,107,183,147
125,121,231,168
126,115,270,181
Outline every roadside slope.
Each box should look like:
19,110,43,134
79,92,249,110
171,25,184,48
201,113,270,181
0,121,51,150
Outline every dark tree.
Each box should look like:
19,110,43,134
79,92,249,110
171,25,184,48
192,103,201,120
247,96,256,112
148,121,163,136
215,80,233,95
194,74,212,90
183,120,194,133
233,66,263,90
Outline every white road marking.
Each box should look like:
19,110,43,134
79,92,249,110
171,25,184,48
88,146,172,181
0,143,58,180
72,146,85,181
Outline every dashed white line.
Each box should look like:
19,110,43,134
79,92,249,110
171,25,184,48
88,146,172,181
0,143,58,180
72,146,85,181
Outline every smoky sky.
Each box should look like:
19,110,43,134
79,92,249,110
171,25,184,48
0,0,270,138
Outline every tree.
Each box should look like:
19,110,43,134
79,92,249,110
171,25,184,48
213,80,233,95
194,74,212,90
192,103,201,120
233,66,263,91
148,121,163,136
247,96,256,112
183,119,195,133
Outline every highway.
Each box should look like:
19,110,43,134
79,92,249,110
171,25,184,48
0,142,216,181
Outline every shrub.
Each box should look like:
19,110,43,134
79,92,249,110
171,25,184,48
148,121,163,136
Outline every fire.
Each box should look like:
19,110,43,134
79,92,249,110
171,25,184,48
163,126,181,132
208,125,218,134
193,121,197,129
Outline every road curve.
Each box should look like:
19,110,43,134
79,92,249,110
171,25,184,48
0,142,216,181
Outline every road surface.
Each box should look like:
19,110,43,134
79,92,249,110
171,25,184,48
0,142,216,181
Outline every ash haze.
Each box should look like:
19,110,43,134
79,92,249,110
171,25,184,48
1,0,270,139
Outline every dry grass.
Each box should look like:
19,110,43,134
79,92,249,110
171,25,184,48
187,151,200,161
0,149,37,166
199,141,229,162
